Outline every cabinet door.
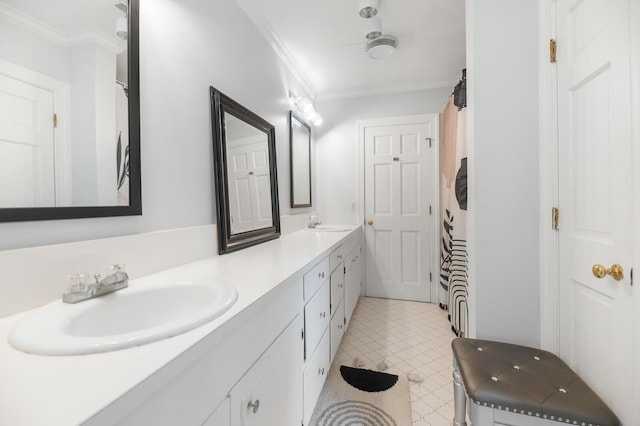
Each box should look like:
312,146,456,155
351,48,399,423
330,263,344,314
330,300,345,363
344,244,361,327
303,329,330,426
304,280,330,359
229,315,303,426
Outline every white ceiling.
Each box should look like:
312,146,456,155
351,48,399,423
236,0,466,100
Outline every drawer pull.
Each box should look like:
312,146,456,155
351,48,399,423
320,312,326,319
247,399,260,414
338,324,343,330
318,368,325,375
338,284,343,288
338,254,343,260
318,271,325,279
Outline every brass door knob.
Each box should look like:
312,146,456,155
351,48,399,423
367,219,373,225
592,264,624,281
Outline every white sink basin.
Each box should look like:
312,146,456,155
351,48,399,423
9,280,237,355
306,224,354,232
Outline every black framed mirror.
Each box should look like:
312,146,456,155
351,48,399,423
289,112,312,208
210,87,280,254
0,0,141,222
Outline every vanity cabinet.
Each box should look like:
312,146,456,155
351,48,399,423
70,228,363,426
229,315,304,426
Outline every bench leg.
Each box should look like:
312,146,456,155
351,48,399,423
453,361,467,426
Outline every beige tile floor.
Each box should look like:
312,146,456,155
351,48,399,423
333,297,456,426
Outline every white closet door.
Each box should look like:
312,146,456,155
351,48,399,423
0,74,55,207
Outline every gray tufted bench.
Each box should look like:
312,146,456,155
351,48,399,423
451,338,620,426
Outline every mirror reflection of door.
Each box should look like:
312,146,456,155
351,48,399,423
290,113,311,207
224,113,273,234
0,0,130,208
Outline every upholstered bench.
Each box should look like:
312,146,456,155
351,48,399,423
451,338,620,426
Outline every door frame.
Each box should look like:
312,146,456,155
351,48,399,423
538,1,640,423
357,114,440,303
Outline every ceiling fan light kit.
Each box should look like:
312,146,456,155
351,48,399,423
364,35,398,60
358,0,396,59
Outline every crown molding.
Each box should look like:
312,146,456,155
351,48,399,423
234,0,318,100
0,2,68,45
317,79,459,102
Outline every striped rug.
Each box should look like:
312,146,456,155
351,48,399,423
309,364,412,426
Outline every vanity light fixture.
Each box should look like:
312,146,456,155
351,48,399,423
289,92,323,126
115,0,128,40
116,17,128,40
115,0,128,14
359,0,379,18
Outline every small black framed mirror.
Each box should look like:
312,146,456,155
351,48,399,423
0,0,141,222
210,87,280,254
289,112,312,208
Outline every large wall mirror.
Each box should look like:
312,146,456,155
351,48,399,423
210,87,280,254
289,112,311,208
0,0,141,222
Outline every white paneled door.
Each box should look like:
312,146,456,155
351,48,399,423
364,116,436,302
226,138,273,234
557,0,635,423
0,74,55,207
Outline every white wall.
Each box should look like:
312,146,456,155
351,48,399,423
466,0,540,347
0,0,312,250
314,88,451,225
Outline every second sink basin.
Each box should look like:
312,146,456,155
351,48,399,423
306,224,354,232
9,280,237,355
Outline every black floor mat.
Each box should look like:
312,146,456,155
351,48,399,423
339,365,398,392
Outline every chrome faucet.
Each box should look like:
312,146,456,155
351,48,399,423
62,264,129,304
308,215,322,229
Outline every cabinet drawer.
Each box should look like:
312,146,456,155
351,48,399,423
330,266,344,314
303,256,330,300
329,245,344,272
304,280,330,359
330,300,345,363
303,329,330,426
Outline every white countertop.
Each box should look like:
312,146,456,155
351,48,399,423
0,226,359,425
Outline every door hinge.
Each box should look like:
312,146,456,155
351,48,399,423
301,328,304,340
550,39,557,63
426,137,432,147
429,205,432,215
344,266,346,274
631,267,634,286
551,207,559,230
53,113,58,128
429,272,433,283
344,317,346,325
